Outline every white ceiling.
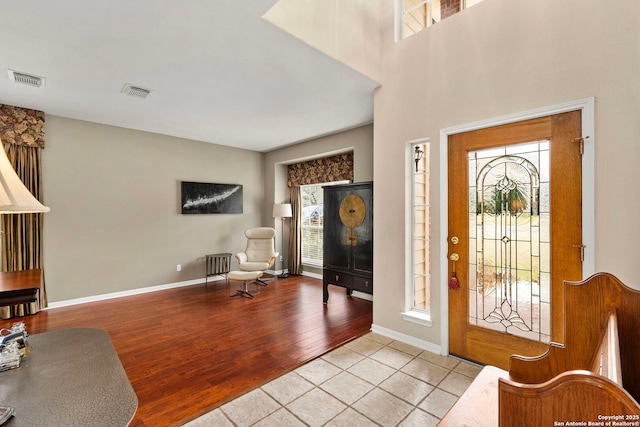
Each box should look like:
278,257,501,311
0,0,379,152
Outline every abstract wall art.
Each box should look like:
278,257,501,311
181,181,243,214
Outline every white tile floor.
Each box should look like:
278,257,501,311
184,332,480,427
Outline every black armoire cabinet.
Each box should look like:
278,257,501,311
323,182,373,303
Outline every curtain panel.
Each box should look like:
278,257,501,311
288,186,303,276
0,104,47,319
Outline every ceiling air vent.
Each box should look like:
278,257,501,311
121,83,152,99
8,70,45,88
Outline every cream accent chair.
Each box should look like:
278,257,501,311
235,227,279,286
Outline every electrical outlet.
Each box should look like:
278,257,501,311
176,264,181,272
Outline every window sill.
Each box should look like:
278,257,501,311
402,310,432,327
302,261,323,269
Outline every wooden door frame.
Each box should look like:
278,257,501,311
438,98,595,356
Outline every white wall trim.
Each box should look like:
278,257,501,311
401,310,433,327
438,97,596,356
352,291,373,302
302,270,322,280
371,323,441,354
394,0,403,42
46,277,222,309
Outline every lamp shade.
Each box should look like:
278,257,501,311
0,142,50,213
272,203,292,218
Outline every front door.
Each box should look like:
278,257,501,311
448,111,583,368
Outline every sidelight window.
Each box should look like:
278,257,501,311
404,140,432,325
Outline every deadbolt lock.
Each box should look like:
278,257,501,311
451,236,459,245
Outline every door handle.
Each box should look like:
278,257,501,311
449,253,460,290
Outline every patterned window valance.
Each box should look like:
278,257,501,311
0,104,45,148
287,152,353,187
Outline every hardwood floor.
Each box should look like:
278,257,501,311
0,275,373,427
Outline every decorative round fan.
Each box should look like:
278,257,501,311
338,194,366,228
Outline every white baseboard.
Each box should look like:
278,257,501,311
47,270,285,309
371,323,442,355
352,291,373,301
47,276,224,309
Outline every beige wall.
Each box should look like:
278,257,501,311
42,116,263,302
263,124,374,274
264,0,383,82
373,0,640,347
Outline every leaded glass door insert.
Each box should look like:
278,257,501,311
469,140,550,343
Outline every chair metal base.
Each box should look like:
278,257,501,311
231,287,258,299
256,277,274,286
230,280,259,299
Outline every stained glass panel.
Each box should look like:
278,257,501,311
468,140,551,342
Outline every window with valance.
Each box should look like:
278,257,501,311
285,152,353,273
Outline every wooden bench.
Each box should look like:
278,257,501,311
438,365,508,426
439,273,640,427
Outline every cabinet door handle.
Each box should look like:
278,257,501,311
335,275,340,281
364,281,369,287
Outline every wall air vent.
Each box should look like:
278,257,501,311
121,83,152,99
8,70,46,88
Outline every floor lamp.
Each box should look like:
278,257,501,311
0,139,50,214
272,203,292,278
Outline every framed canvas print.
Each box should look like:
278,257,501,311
181,182,243,214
